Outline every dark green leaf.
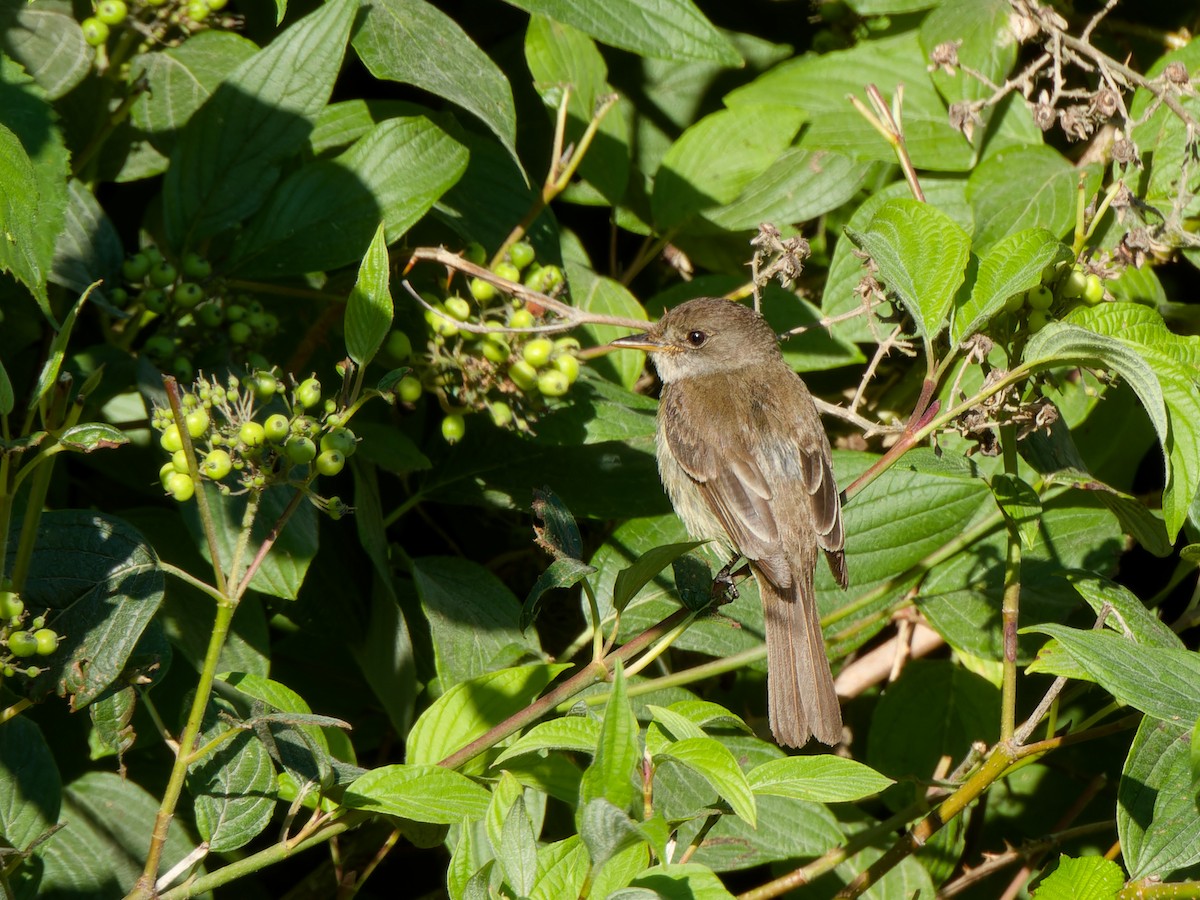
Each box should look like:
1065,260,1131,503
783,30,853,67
50,180,124,301
532,486,584,560
57,423,129,452
0,716,60,851
522,557,596,632
613,541,705,614
188,726,276,853
580,659,639,812
353,0,517,163
0,4,91,99
345,222,393,367
1064,571,1181,650
162,0,356,249
990,473,1041,550
1119,718,1200,880
654,737,755,826
578,798,647,872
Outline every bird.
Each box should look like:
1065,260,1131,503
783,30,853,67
611,297,847,746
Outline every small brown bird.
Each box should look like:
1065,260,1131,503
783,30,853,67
612,298,847,747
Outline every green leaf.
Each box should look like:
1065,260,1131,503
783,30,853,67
0,716,60,851
652,105,805,230
1063,571,1181,650
578,798,650,873
57,423,129,453
36,772,204,897
522,557,596,632
646,705,707,742
613,541,705,614
0,357,12,415
12,511,164,709
0,109,54,308
628,863,736,899
412,556,543,689
50,179,124,301
568,269,650,391
990,473,1041,550
725,31,972,171
345,222,393,367
747,756,894,803
232,115,468,277
1033,855,1126,900
655,737,756,827
33,286,92,401
162,0,356,249
967,146,1095,255
188,725,276,853
406,663,569,767
920,0,1017,109
1119,718,1200,880
1027,626,1200,725
505,0,740,65
131,31,260,157
184,483,318,600
344,764,491,824
0,4,91,99
498,796,538,897
953,228,1072,345
353,0,517,164
580,659,639,812
1129,40,1200,217
493,715,602,765
532,486,584,560
845,198,970,346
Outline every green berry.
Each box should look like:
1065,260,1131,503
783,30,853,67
553,353,580,384
81,16,109,45
508,360,538,391
444,296,472,321
205,0,228,8
185,408,210,438
33,628,59,656
320,427,357,457
463,242,487,265
240,421,265,447
397,376,422,403
526,264,563,293
492,261,521,283
259,313,279,336
123,253,151,281
0,591,23,620
141,289,168,314
294,415,320,437
186,0,209,20
1028,309,1052,333
166,472,195,502
537,369,570,397
225,303,246,322
315,450,345,476
426,307,459,337
441,414,466,444
148,262,178,288
1060,267,1087,299
508,309,535,330
229,321,253,344
522,338,554,368
202,449,232,480
1082,273,1105,305
7,631,38,658
264,414,290,443
468,278,497,303
553,336,581,354
295,378,322,408
488,401,513,428
508,241,535,271
160,424,183,453
143,334,174,359
97,0,127,23
285,436,317,465
385,330,413,360
159,461,176,489
108,287,129,307
481,337,510,364
182,252,212,278
1027,285,1053,310
171,449,190,474
175,282,205,309
1003,291,1025,314
197,303,224,328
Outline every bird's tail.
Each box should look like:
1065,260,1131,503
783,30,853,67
757,563,842,747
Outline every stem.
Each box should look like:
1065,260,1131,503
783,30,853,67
233,489,304,600
998,424,1022,743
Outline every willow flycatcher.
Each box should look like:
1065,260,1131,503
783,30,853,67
612,297,847,747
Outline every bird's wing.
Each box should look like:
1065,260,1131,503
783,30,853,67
661,381,792,587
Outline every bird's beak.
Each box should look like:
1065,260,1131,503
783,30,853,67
609,331,665,351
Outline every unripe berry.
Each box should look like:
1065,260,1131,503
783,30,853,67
522,338,554,368
96,0,127,23
1027,285,1053,310
148,261,178,288
160,424,183,453
441,414,466,444
0,591,23,620
185,408,210,438
143,334,174,359
295,378,322,409
202,449,232,480
526,264,563,293
537,369,570,397
508,360,538,391
109,287,129,307
197,303,224,328
166,472,195,502
229,321,253,344
1082,273,1105,305
7,631,38,658
33,628,59,656
553,353,580,384
464,242,487,265
182,252,212,278
444,296,472,321
285,436,317,465
553,336,581,354
1028,310,1052,333
385,330,413,360
492,261,521,283
468,278,496,302
240,421,266,447
123,253,151,281
264,414,290,443
426,307,459,337
81,16,109,45
315,450,345,476
508,309,535,330
171,449,190,474
397,376,422,403
1003,291,1025,314
159,461,176,489
481,337,509,364
488,401,513,428
175,282,205,309
141,289,168,313
1060,267,1087,299
186,0,209,21
320,427,357,457
508,241,535,271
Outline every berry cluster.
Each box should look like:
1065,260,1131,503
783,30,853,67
0,583,59,680
390,241,581,444
81,0,228,47
1004,263,1108,334
112,246,277,377
151,372,353,519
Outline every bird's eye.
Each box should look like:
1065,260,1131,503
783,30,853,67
686,330,707,347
